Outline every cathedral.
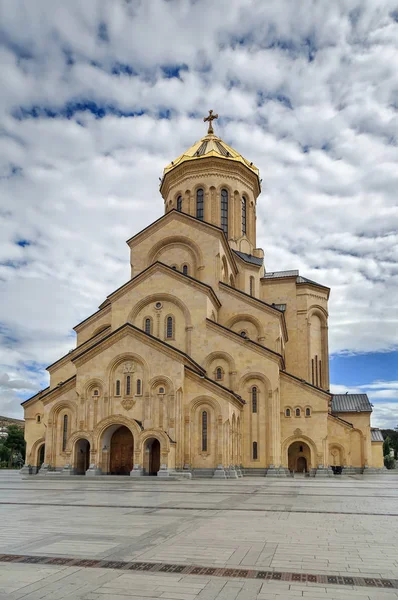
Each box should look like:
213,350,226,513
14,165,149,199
22,112,384,478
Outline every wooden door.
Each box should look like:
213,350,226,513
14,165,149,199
149,439,160,475
110,426,134,475
297,456,307,473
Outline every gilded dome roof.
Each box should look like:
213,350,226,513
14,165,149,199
163,133,260,178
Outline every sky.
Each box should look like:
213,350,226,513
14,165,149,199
0,0,397,428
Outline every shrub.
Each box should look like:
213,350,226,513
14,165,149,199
384,455,396,470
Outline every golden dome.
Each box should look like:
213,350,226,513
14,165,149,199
163,111,260,178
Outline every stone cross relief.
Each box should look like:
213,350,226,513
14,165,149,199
123,362,135,374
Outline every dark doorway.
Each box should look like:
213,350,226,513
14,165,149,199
38,444,45,468
147,438,160,475
296,456,307,473
75,439,90,475
110,426,134,475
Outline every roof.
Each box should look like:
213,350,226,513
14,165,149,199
162,132,260,178
233,250,263,266
371,428,384,442
263,270,299,279
331,394,372,413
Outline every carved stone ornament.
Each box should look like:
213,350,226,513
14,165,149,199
123,362,135,374
121,397,135,411
294,428,302,436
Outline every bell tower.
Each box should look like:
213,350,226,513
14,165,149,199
159,111,261,254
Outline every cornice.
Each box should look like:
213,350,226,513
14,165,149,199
106,261,221,307
218,282,288,342
281,371,331,399
160,156,261,198
73,304,112,333
22,376,77,408
184,366,245,409
328,413,354,429
206,318,284,367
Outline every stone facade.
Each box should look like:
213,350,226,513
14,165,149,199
21,121,384,477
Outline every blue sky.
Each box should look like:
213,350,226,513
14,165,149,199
0,0,397,427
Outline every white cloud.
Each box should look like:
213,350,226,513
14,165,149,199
0,0,397,417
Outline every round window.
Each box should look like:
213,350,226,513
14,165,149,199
155,302,162,309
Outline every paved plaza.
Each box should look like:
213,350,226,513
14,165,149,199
1,471,398,599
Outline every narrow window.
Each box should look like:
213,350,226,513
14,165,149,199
305,407,311,417
315,355,318,387
319,360,322,388
182,264,188,275
285,408,291,417
136,379,142,395
242,196,247,235
93,389,99,396
220,189,228,235
311,359,314,385
253,441,258,460
37,415,41,423
196,188,204,220
249,276,255,297
251,386,258,413
166,316,174,339
177,195,182,212
295,408,301,417
202,411,208,452
116,380,121,396
126,375,131,396
145,317,151,335
216,367,223,381
62,415,68,451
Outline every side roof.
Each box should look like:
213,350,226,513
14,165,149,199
331,394,372,413
371,428,384,442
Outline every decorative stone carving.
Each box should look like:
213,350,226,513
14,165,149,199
123,362,135,373
294,428,302,436
121,397,135,411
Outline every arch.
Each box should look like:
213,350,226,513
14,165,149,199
106,353,149,391
138,428,171,453
282,434,318,470
48,400,77,426
220,188,228,235
189,395,222,418
238,371,272,396
203,351,236,375
94,415,142,450
110,426,134,475
84,378,105,397
148,375,175,395
221,255,229,284
147,235,203,270
29,437,46,466
288,441,311,473
92,324,111,337
328,442,346,467
66,430,93,454
285,407,292,417
176,195,183,212
226,314,265,341
128,293,192,329
144,437,161,475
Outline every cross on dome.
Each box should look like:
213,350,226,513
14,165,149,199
203,109,218,134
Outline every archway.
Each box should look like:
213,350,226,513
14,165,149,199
75,439,90,475
38,444,45,469
288,441,311,474
144,438,161,475
110,426,134,475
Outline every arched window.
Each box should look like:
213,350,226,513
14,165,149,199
182,264,189,275
221,189,228,235
196,188,204,220
144,317,152,335
295,407,301,417
36,415,41,423
126,375,131,396
285,408,291,417
201,411,208,452
166,316,174,339
115,380,121,396
240,330,247,338
249,276,255,297
93,389,99,396
253,441,258,460
242,196,247,235
305,407,311,417
62,415,68,452
177,195,182,212
136,379,142,395
215,367,223,381
251,386,258,413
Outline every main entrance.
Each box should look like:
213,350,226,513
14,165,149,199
288,441,311,474
110,426,134,475
75,439,90,475
145,438,160,475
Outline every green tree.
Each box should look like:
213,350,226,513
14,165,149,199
383,436,391,457
4,425,26,467
381,428,398,459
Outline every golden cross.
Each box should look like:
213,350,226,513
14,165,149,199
203,109,218,134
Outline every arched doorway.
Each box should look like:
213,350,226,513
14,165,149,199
288,441,311,474
38,444,45,469
75,439,90,475
144,438,160,475
110,426,134,475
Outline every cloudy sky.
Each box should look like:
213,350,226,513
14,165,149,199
0,0,397,428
